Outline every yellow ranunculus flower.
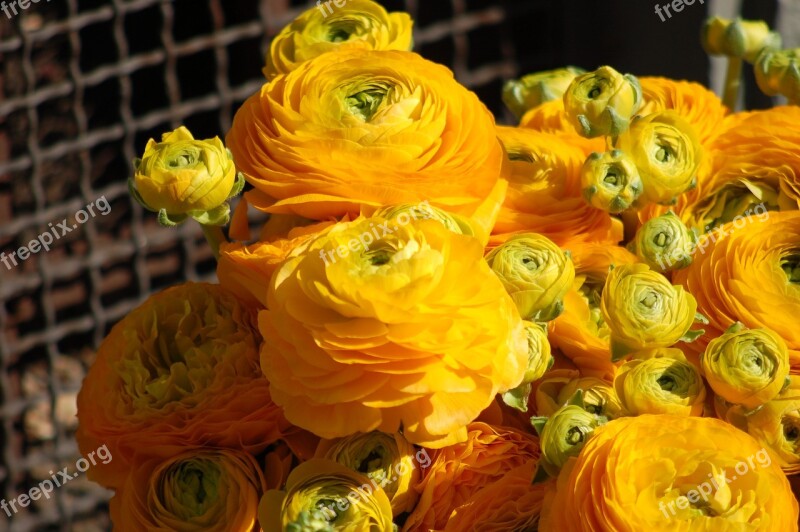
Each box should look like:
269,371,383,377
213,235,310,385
228,49,507,222
502,66,585,119
673,211,800,365
616,111,702,205
601,263,698,358
263,0,413,80
562,66,643,138
701,324,790,411
110,449,266,532
755,48,800,103
371,202,485,243
131,126,240,226
492,126,623,247
534,369,624,420
550,242,638,380
259,459,393,532
532,402,606,478
540,415,799,531
702,16,781,63
486,233,575,322
745,375,800,474
314,431,419,515
614,348,706,416
581,150,643,213
631,211,696,272
639,77,729,145
259,216,528,448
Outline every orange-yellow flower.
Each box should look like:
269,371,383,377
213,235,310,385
259,216,528,448
402,422,541,531
673,211,800,366
518,99,606,157
76,283,306,489
228,49,508,222
109,449,266,532
540,415,799,531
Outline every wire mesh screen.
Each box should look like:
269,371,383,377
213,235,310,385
0,0,554,529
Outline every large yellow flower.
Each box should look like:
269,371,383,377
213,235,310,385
76,283,306,489
601,263,698,358
259,216,528,448
701,324,790,410
228,49,507,221
259,459,394,531
745,375,800,474
314,431,420,515
616,111,703,206
540,414,799,531
639,77,729,145
614,348,706,416
492,126,623,247
110,450,266,532
263,0,413,80
485,233,576,322
673,211,800,366
550,242,638,379
402,423,541,531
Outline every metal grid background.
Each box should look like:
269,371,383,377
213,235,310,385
0,0,554,529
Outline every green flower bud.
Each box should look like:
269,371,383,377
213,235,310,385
755,48,800,103
630,211,696,272
581,150,643,213
502,66,585,119
563,66,642,138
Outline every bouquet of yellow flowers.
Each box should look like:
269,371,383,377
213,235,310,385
76,2,800,530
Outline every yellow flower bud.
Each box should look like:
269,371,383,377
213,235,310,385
535,369,624,420
631,211,696,272
614,348,706,416
315,431,419,515
486,233,576,321
562,66,642,138
702,323,790,411
580,150,643,213
503,66,585,119
600,263,699,358
131,126,242,226
532,401,606,478
259,459,394,532
703,16,781,63
616,111,702,205
502,321,554,411
755,48,800,103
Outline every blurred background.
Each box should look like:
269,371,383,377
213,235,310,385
0,0,794,530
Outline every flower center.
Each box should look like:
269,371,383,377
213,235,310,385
346,83,392,121
783,253,800,284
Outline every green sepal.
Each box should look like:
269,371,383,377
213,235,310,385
610,338,634,362
227,171,246,199
532,461,552,484
566,389,585,409
680,328,706,343
191,203,231,226
158,209,188,227
132,157,142,172
502,383,532,413
530,416,548,437
694,312,710,325
724,321,746,334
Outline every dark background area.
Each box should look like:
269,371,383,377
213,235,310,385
0,0,780,530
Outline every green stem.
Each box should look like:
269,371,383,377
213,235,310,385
723,56,743,111
201,224,226,259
